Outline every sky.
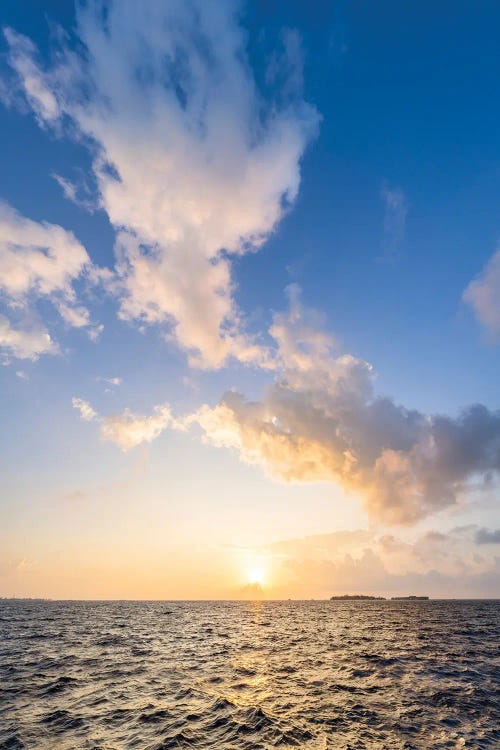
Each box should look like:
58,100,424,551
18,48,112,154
0,0,499,600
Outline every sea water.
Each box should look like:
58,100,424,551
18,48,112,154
0,599,498,749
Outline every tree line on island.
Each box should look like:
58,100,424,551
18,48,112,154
330,595,429,600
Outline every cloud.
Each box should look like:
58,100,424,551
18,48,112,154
88,323,104,342
0,315,58,361
15,557,39,573
4,1,319,368
67,285,499,522
1,28,60,126
51,173,97,212
72,397,98,422
8,5,496,529
72,397,179,450
100,405,175,451
190,287,500,524
0,201,99,358
265,28,305,99
51,174,79,204
379,182,408,260
259,527,500,598
0,201,90,304
96,376,122,387
463,249,500,337
286,549,500,599
475,528,500,545
63,489,86,502
239,582,265,598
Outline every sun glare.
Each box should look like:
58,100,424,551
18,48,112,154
246,565,266,586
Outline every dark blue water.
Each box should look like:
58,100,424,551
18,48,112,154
0,600,498,749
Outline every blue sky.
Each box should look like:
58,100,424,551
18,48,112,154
0,1,498,598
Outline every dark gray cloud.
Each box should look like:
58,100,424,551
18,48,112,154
475,528,500,545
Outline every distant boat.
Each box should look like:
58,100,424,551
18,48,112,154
330,594,386,600
391,595,429,600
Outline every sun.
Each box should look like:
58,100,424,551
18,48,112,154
246,564,266,587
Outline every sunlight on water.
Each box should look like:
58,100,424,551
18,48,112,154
0,600,498,749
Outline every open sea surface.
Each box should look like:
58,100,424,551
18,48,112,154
0,599,498,749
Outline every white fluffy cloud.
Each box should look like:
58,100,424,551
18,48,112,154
72,397,98,422
0,201,97,358
4,1,319,368
0,315,58,361
8,4,497,530
0,202,89,305
72,397,178,451
69,284,500,524
190,287,500,524
463,249,500,336
100,405,175,451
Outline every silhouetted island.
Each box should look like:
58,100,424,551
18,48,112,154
391,595,429,600
330,594,386,600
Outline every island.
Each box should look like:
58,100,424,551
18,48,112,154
330,594,386,600
391,595,429,600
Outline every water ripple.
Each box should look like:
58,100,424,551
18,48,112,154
0,600,498,749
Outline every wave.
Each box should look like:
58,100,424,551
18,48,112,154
0,600,498,749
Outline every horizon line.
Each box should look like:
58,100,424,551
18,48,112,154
1,597,499,602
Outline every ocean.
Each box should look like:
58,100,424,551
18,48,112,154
0,599,498,749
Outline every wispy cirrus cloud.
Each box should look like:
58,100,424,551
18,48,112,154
379,182,408,260
3,1,319,368
51,173,97,213
96,376,122,387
